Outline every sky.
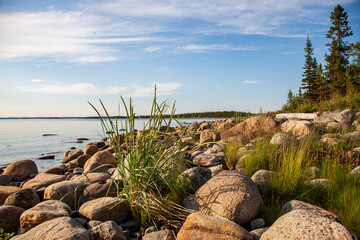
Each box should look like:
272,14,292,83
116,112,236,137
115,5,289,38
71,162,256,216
0,0,360,117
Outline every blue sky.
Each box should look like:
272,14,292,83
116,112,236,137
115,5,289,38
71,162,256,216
0,0,359,117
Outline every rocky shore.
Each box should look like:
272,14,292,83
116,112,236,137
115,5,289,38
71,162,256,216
1,109,360,240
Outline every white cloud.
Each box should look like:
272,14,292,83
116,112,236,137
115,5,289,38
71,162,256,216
31,79,43,82
17,83,103,95
241,80,261,85
144,46,162,52
16,82,181,96
126,82,183,97
106,86,127,94
181,44,258,52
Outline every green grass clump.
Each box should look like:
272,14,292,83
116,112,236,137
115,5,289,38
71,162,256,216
238,135,360,236
0,228,14,240
90,89,191,231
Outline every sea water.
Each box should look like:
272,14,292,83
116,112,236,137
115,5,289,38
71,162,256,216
0,118,217,172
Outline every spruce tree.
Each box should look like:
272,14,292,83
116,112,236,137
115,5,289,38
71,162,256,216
316,63,328,102
287,89,294,110
324,4,353,96
301,35,317,102
347,41,360,92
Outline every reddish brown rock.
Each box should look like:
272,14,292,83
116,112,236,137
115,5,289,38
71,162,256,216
200,129,220,145
0,186,21,204
83,150,117,170
76,154,92,168
42,167,63,174
22,173,66,190
0,205,24,233
177,212,253,240
3,160,38,181
4,188,40,210
84,144,99,155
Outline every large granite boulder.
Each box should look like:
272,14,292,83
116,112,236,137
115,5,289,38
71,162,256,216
221,116,278,140
251,169,276,196
199,129,220,144
12,217,93,240
281,120,312,136
79,197,129,224
83,150,117,170
22,173,66,190
177,212,253,240
270,133,291,145
260,209,355,240
3,160,38,181
0,186,21,204
4,188,40,210
275,113,317,120
196,170,263,225
282,199,340,222
44,180,89,209
0,205,24,233
20,200,71,233
143,229,175,240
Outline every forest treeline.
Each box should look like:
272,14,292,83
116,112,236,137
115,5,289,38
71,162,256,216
283,4,360,112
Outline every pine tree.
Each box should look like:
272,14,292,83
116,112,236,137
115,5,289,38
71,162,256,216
287,89,294,110
346,41,360,92
316,63,328,102
301,35,317,102
324,4,353,96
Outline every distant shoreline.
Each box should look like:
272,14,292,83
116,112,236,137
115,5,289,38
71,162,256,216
0,111,254,120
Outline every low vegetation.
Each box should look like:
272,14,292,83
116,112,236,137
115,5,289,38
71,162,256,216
225,134,360,236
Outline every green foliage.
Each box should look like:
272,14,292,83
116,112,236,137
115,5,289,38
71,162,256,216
236,135,360,236
302,36,318,102
90,88,191,231
325,4,353,96
0,228,15,240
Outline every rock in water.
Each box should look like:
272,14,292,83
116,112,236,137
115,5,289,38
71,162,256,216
196,170,263,225
3,160,38,181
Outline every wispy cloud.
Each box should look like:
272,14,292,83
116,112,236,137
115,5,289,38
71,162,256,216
144,46,162,52
16,81,182,96
126,82,183,97
31,79,43,82
17,83,103,95
241,80,261,85
181,44,258,52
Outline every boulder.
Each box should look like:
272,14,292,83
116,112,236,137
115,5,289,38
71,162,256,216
0,205,24,233
250,218,265,230
0,174,12,186
221,116,278,140
196,170,263,225
109,134,125,146
76,154,92,168
81,181,118,204
42,167,63,174
251,169,276,196
333,109,356,125
177,212,253,240
350,166,360,176
84,144,99,155
344,131,360,140
90,220,127,240
22,173,66,190
275,113,318,120
72,172,109,184
44,180,89,209
216,122,236,133
281,120,312,136
61,149,83,163
20,200,71,233
0,186,21,204
260,209,355,240
84,162,112,174
79,197,129,224
282,199,340,221
199,129,219,145
269,133,291,145
12,217,93,240
208,164,224,177
83,150,117,170
143,229,175,240
3,160,38,181
4,188,40,210
193,153,225,167
178,167,212,193
249,228,269,240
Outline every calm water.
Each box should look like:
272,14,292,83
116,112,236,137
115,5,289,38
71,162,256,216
0,118,216,172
